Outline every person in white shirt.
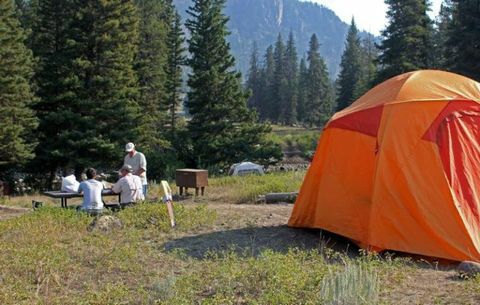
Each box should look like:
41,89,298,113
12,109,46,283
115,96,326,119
77,168,104,215
124,142,148,197
112,164,144,207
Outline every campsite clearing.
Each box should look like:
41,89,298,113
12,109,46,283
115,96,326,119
1,173,480,304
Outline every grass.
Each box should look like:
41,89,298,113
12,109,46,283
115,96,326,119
207,171,305,203
1,172,479,304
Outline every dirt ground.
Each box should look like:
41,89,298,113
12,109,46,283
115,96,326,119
1,201,479,304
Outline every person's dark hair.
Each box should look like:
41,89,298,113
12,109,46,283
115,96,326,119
86,168,96,180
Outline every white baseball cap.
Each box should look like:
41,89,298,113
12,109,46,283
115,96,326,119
125,142,135,152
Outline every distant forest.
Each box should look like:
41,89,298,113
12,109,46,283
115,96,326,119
246,0,480,126
0,0,479,188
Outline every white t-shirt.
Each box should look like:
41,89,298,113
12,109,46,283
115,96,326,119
112,173,144,204
78,179,104,210
124,151,147,185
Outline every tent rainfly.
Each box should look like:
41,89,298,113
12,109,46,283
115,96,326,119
289,70,480,262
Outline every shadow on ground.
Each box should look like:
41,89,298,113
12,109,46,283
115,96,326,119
164,225,360,259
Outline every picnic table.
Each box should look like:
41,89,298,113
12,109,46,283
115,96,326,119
44,189,121,208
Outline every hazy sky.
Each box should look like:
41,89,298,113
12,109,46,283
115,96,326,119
303,0,443,36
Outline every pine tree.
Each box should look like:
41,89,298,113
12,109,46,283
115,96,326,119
433,0,454,69
69,0,141,173
446,0,480,81
186,0,280,169
14,0,36,33
30,0,80,179
305,34,334,127
246,41,262,112
376,0,433,83
262,44,275,121
0,0,37,176
272,33,286,123
282,31,298,125
354,34,378,98
135,0,169,152
164,0,186,138
297,57,308,123
336,19,363,111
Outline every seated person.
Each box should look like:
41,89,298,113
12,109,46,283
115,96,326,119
77,168,104,214
112,164,144,207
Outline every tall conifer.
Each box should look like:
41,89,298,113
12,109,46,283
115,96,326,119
263,45,275,121
186,0,280,169
376,0,433,83
446,0,480,81
164,0,185,137
282,31,298,125
135,0,169,151
305,34,334,127
354,34,378,98
433,0,454,69
0,0,37,176
336,19,363,111
31,0,79,178
297,57,308,123
69,0,141,172
246,41,262,112
272,33,286,123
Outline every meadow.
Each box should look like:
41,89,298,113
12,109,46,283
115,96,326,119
1,172,479,304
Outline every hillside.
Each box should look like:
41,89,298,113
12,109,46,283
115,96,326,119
174,0,369,78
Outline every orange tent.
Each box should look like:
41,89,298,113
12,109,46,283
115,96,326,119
288,70,480,262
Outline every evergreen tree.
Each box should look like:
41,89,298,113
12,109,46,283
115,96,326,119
305,34,334,127
31,0,79,179
0,0,37,176
282,31,298,125
297,57,308,123
336,19,363,111
164,0,186,138
446,0,480,81
70,0,141,173
246,41,262,112
135,0,169,152
433,0,454,69
271,33,286,123
186,0,280,169
14,0,36,33
354,34,378,98
376,0,433,83
262,44,275,121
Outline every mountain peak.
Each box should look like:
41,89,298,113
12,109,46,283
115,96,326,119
174,0,372,78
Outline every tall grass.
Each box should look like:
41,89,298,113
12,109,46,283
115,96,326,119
321,262,380,305
208,171,305,203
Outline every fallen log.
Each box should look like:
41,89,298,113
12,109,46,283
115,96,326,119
262,192,298,204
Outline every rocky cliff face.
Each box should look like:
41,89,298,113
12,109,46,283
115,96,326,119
174,0,366,79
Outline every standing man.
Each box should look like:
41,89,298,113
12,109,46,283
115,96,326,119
124,142,148,197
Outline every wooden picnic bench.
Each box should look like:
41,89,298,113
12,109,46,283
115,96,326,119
44,189,121,208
